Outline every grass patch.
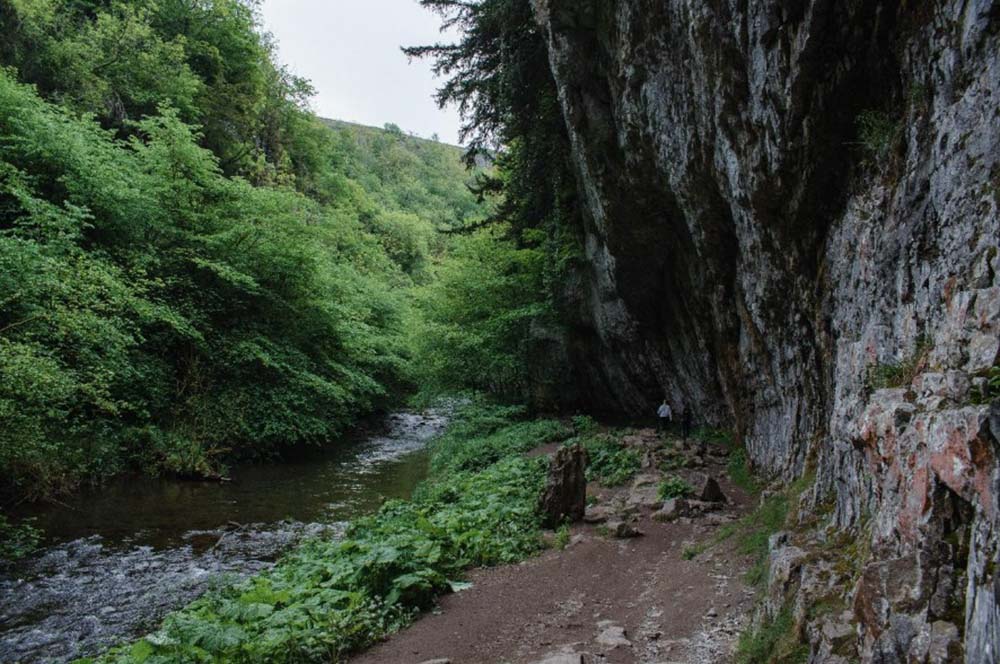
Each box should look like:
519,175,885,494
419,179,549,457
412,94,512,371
735,605,809,664
87,402,571,663
657,475,693,500
728,448,759,495
682,546,700,560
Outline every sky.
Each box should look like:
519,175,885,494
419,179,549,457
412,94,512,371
260,0,464,145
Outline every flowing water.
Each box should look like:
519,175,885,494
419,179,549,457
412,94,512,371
0,410,449,663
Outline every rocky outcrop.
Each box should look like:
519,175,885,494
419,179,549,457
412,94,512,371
531,0,1000,660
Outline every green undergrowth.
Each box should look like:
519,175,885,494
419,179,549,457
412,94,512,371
735,604,809,664
580,433,641,486
83,402,570,663
657,475,693,500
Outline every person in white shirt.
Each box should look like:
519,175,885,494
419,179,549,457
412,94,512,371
656,399,672,433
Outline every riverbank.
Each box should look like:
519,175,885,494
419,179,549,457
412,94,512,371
79,403,573,663
0,411,449,663
67,405,784,664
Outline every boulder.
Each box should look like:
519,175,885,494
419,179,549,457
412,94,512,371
605,519,643,538
698,476,727,503
539,443,588,528
653,497,689,521
595,621,631,648
583,504,616,524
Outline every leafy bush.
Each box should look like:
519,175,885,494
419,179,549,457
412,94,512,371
657,475,693,500
583,435,641,486
0,514,41,562
572,415,598,435
88,402,557,663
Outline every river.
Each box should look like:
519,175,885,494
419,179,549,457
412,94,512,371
0,410,448,663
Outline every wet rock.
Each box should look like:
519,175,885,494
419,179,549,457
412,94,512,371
697,476,727,504
539,443,588,528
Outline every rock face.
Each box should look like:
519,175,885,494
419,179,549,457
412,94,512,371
531,0,1000,660
539,443,588,528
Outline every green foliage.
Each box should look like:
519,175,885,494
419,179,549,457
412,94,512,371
582,435,641,486
404,0,586,400
856,110,901,164
409,225,551,400
0,514,41,561
735,605,809,664
657,475,693,501
553,522,571,550
428,401,571,475
572,415,598,435
91,402,553,663
0,0,315,183
0,0,492,501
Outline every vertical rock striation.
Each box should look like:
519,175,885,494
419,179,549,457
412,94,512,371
531,0,1000,660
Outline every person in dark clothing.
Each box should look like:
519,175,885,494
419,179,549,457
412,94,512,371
681,406,693,440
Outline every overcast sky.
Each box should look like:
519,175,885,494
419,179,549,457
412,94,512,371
259,0,464,145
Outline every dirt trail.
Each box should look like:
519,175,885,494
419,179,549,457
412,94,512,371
352,433,756,664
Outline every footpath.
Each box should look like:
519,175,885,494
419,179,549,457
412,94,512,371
352,429,757,664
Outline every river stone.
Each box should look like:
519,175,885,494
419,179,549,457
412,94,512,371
539,443,587,528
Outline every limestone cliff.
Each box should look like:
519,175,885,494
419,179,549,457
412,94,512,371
531,0,1000,661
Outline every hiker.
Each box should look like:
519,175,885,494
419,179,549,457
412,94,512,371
681,405,694,440
656,399,672,433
